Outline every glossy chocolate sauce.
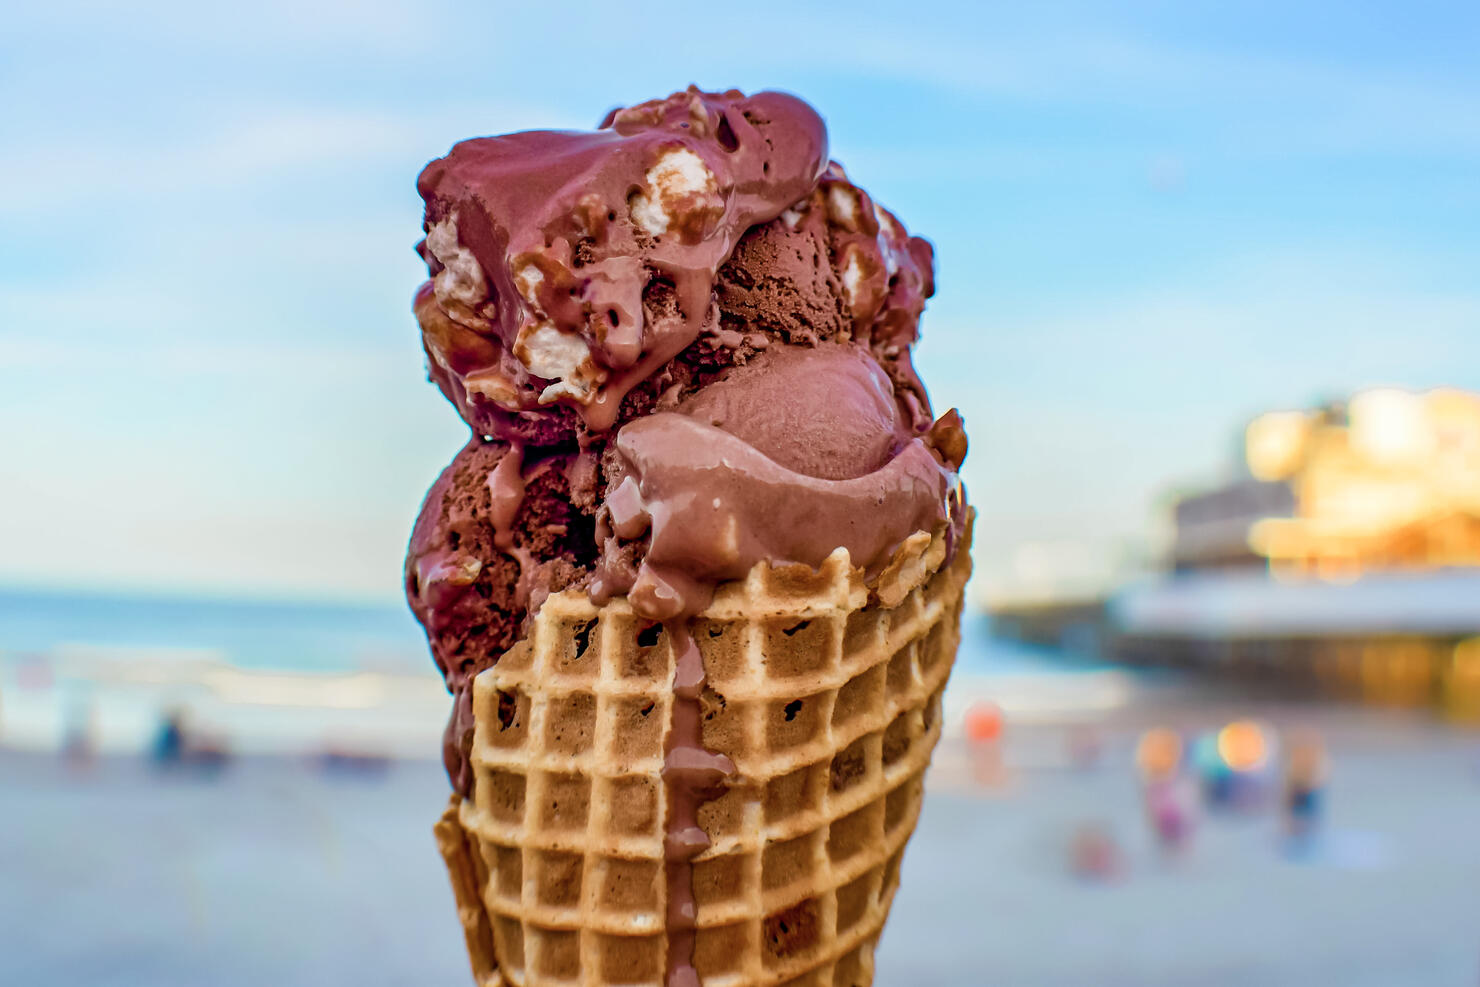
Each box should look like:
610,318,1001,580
659,622,736,987
484,441,540,610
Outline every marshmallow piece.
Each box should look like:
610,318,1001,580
513,321,607,404
826,184,863,232
836,242,885,324
877,212,904,277
628,147,720,236
840,249,866,308
517,321,590,380
426,213,489,318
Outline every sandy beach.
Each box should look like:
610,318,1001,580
5,694,1478,987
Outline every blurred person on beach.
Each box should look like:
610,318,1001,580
1066,722,1104,771
1069,821,1124,882
1283,729,1329,850
1136,727,1196,853
150,707,232,773
964,700,1009,789
1197,721,1276,813
152,708,186,764
61,693,97,773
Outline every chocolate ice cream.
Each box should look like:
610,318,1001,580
406,86,967,987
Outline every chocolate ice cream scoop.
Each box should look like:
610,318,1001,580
675,342,911,480
416,88,823,433
589,343,963,620
413,87,934,445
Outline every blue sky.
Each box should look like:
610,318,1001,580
2,0,1479,602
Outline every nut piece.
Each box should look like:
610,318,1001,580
462,370,525,410
627,147,722,239
513,263,544,306
425,213,490,324
415,552,484,610
872,530,942,608
415,282,504,387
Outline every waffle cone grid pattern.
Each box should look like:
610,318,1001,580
439,531,971,987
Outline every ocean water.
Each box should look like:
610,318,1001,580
0,588,430,672
0,588,1127,755
0,588,442,755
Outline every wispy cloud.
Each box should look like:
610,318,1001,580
13,0,429,52
0,335,411,377
0,104,570,216
790,18,1480,158
0,111,404,211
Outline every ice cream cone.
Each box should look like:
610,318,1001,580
436,518,971,986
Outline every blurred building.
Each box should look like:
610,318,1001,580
1171,478,1294,571
1171,389,1480,578
993,388,1480,721
1246,389,1480,577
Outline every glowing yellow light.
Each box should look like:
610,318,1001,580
1246,412,1313,481
1134,727,1182,781
1349,388,1433,465
1446,639,1480,724
1239,387,1480,573
1216,720,1269,773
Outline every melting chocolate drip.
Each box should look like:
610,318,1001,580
486,441,525,551
484,443,548,611
659,622,735,987
444,681,476,797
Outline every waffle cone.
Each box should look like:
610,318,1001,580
437,516,972,986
